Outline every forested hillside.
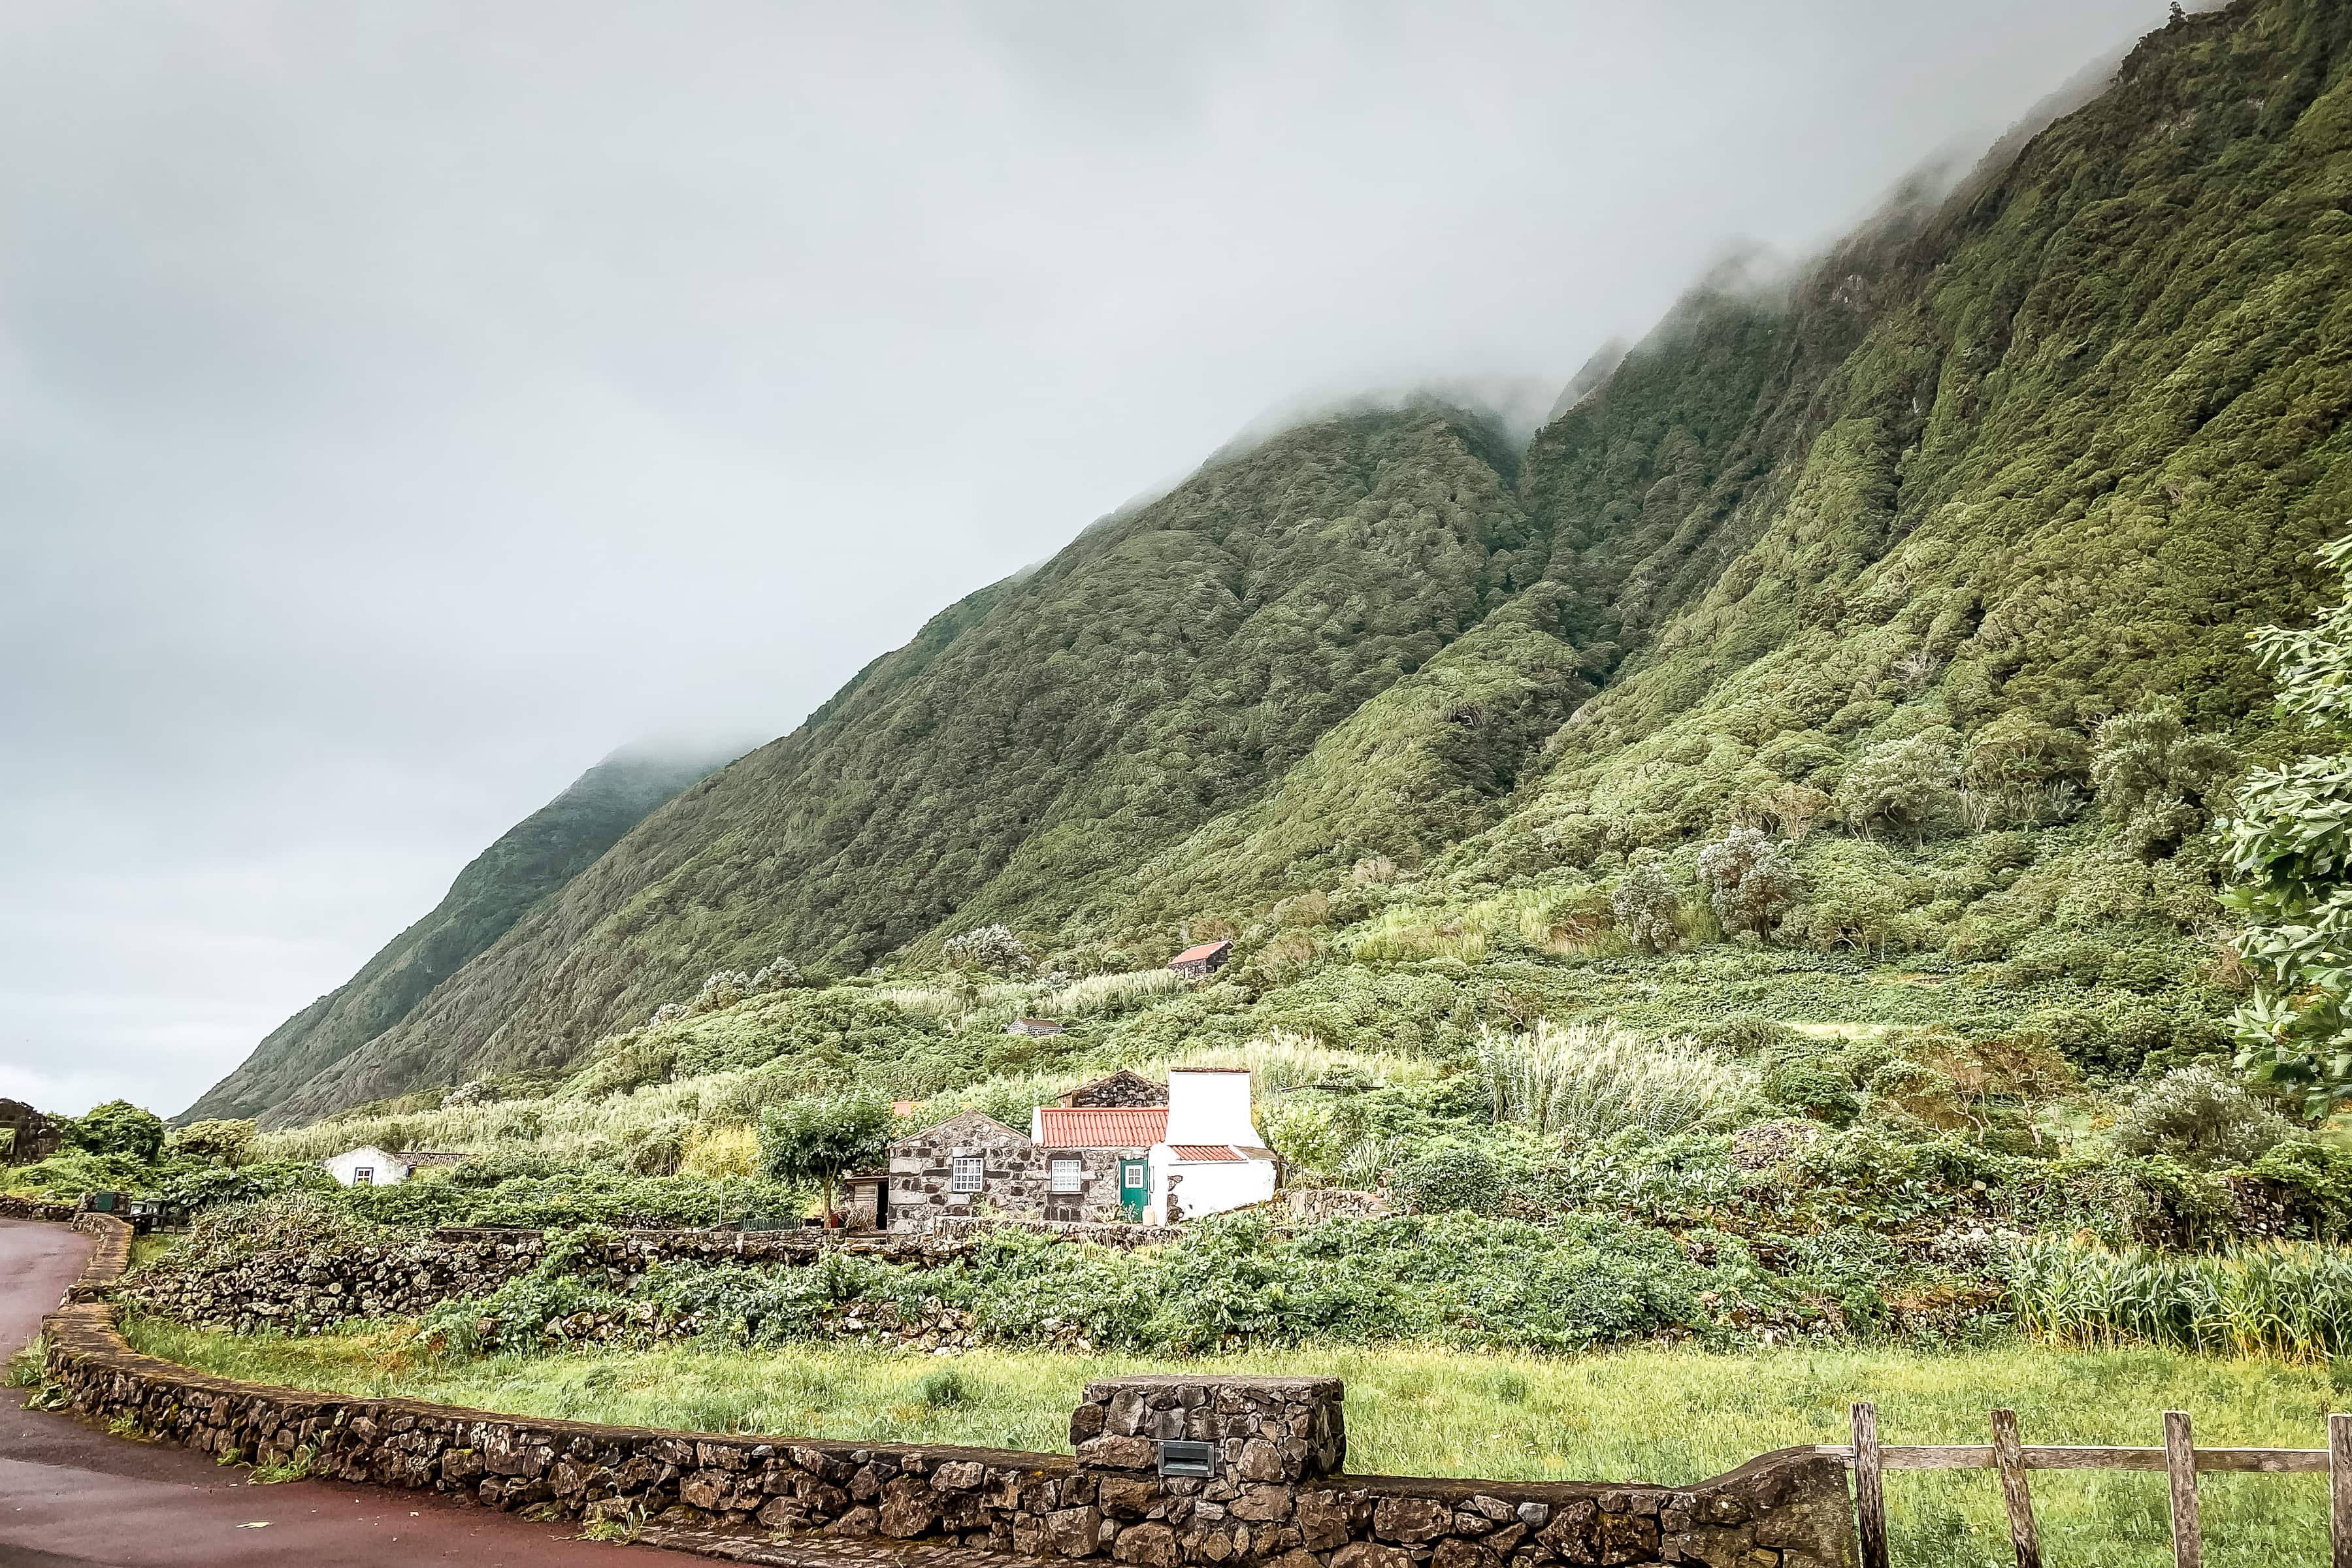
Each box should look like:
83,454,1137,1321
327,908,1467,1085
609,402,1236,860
182,745,729,1123
207,0,2352,1127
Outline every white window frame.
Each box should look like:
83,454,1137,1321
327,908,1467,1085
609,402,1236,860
951,1155,985,1194
1049,1158,1083,1195
352,1167,374,1186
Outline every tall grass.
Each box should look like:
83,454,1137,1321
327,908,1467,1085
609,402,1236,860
1043,968,1186,1018
253,1066,799,1164
1477,1019,1751,1145
1348,905,1491,964
1145,1028,1437,1095
1347,885,1631,964
2008,1241,2352,1361
878,969,1184,1033
123,1320,2343,1567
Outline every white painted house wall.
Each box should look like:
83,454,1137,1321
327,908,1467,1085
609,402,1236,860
1162,1068,1262,1146
1146,1068,1277,1223
323,1145,410,1186
1147,1145,1278,1224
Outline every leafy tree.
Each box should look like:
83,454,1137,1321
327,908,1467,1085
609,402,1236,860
66,1100,165,1162
757,1093,894,1230
1697,826,1795,939
1837,730,1961,843
751,956,803,990
691,970,755,1015
2091,698,2239,859
167,1119,257,1168
2223,535,2352,1117
943,924,1033,975
1609,853,1681,955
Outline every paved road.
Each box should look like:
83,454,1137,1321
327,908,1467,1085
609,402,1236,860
0,1217,678,1566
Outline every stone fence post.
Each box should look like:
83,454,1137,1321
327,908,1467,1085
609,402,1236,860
1070,1375,1346,1567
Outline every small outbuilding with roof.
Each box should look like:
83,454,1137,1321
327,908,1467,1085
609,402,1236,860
1168,940,1232,980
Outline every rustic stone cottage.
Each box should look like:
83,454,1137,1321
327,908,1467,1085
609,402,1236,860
1168,939,1232,980
881,1068,1274,1233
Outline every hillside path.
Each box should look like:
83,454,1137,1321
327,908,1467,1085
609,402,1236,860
0,1216,685,1566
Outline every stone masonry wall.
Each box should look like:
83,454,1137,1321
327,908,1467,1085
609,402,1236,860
39,1218,1857,1567
1065,1072,1169,1109
0,1194,76,1222
118,1225,979,1335
890,1111,1131,1232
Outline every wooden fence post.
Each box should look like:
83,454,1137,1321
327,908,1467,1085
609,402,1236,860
1852,1401,1889,1568
2330,1411,2351,1568
2163,1409,2201,1568
1989,1409,2042,1568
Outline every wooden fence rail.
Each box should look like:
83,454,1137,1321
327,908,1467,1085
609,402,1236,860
1818,1403,2352,1568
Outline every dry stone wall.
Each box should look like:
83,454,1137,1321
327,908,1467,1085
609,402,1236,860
0,1194,75,1222
40,1218,1857,1567
1065,1073,1168,1109
117,1224,977,1334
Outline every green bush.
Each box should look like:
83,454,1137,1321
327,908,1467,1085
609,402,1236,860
1763,1064,1859,1128
2110,1068,2302,1169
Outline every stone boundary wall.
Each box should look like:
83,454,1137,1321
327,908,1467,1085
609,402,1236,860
120,1225,982,1334
38,1218,1857,1567
925,1216,1185,1248
0,1194,76,1222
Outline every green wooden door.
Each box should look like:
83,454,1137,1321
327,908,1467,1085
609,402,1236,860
1119,1158,1148,1219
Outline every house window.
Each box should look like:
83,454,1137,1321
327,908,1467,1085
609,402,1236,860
1050,1158,1082,1194
353,1167,374,1186
951,1156,984,1194
1122,1162,1146,1190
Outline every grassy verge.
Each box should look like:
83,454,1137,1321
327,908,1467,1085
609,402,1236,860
121,1316,2345,1567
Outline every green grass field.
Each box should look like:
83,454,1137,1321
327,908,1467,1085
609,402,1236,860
120,1317,2348,1567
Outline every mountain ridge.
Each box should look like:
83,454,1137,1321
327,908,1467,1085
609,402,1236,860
179,743,734,1123
202,0,2352,1128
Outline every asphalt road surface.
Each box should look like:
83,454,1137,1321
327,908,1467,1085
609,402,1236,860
0,1216,677,1567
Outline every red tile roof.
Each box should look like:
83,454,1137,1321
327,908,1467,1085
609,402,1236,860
1170,940,1231,964
1036,1106,1167,1149
1169,1144,1245,1162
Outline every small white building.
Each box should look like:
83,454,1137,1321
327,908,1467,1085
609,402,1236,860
321,1145,463,1187
1147,1068,1278,1224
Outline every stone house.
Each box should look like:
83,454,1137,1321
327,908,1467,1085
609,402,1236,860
883,1069,1275,1232
883,1111,1074,1232
1168,939,1232,980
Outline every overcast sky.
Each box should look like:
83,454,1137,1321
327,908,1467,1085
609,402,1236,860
3,0,2175,1119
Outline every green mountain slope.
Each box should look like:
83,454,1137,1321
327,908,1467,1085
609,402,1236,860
253,0,2352,1126
259,407,1552,1122
1480,0,2352,868
183,745,730,1124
